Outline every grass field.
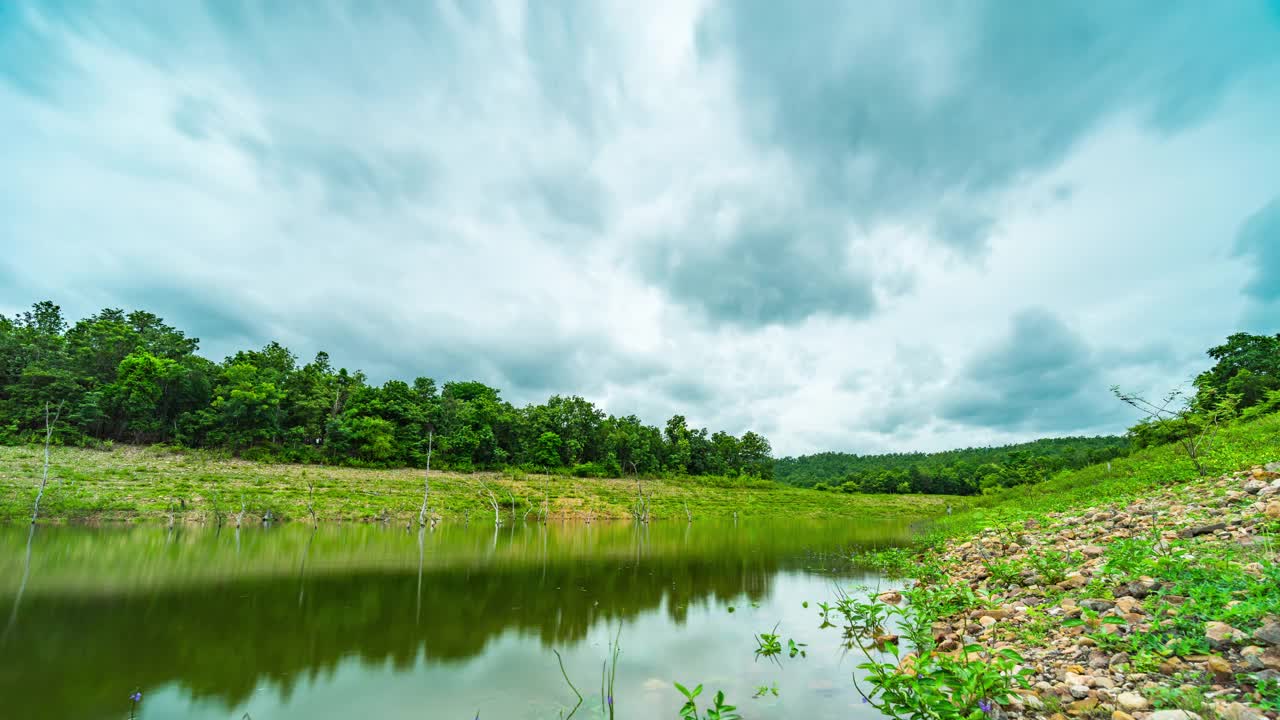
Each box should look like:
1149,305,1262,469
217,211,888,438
932,410,1280,538
0,443,951,523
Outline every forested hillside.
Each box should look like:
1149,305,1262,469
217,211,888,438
0,302,772,477
777,331,1280,496
774,436,1132,495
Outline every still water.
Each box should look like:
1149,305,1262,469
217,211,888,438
0,518,914,719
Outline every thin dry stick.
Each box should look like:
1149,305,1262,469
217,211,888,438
684,500,692,523
30,401,63,524
418,430,434,528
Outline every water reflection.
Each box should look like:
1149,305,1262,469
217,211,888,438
0,520,910,720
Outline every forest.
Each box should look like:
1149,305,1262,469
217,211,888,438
774,436,1132,495
2,301,1277,495
0,302,772,478
777,331,1280,495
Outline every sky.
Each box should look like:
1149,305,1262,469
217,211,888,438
2,1,1279,457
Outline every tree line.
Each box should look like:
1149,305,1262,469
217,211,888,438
775,436,1132,496
0,301,773,478
1123,332,1280,449
779,330,1280,495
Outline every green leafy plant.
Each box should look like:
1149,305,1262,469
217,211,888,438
752,683,779,699
817,590,1030,720
674,683,741,720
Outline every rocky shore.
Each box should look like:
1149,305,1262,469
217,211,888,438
913,463,1280,720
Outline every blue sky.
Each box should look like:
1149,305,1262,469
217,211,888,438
2,1,1278,455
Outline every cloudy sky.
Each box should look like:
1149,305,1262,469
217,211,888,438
2,1,1278,456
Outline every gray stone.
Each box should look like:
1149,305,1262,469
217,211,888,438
1116,691,1148,711
1254,621,1280,646
1081,599,1116,612
1264,461,1280,472
1179,522,1227,538
1149,711,1201,720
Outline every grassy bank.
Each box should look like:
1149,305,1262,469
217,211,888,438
843,413,1280,718
0,444,950,523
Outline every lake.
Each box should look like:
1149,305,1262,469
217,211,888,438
0,518,915,719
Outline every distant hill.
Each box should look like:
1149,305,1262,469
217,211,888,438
774,435,1132,495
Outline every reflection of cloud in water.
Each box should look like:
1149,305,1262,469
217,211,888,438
0,521,903,720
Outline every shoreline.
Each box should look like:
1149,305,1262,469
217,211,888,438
877,465,1280,719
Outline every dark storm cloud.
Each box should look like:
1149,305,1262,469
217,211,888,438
701,0,1280,258
940,308,1120,432
641,213,877,327
1235,196,1280,304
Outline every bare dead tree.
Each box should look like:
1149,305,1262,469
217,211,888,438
306,476,318,529
29,401,63,524
478,480,502,527
418,429,434,528
630,479,650,524
236,496,247,529
1112,385,1237,477
684,500,692,524
209,488,224,528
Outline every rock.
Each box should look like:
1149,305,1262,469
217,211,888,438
1149,712,1201,720
1244,479,1268,494
1067,697,1099,715
1265,500,1280,520
1068,684,1091,699
1081,599,1116,612
1254,621,1280,646
877,590,903,604
1206,655,1232,675
1179,522,1227,538
1109,652,1131,668
979,615,998,628
1114,580,1160,599
1241,646,1266,670
1206,621,1245,649
1262,646,1280,670
1113,712,1136,720
1082,545,1107,557
1218,702,1264,720
1058,575,1090,590
1116,692,1148,711
1265,461,1280,472
1115,597,1142,614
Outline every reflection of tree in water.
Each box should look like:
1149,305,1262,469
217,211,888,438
0,521,897,720
0,554,825,719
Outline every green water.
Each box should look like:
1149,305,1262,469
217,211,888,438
0,518,914,719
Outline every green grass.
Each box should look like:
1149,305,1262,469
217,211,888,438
932,411,1280,537
0,443,951,523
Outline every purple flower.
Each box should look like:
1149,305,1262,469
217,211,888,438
130,692,142,703
607,695,613,707
978,699,993,715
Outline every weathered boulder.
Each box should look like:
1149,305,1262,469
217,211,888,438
1116,692,1148,711
1206,621,1245,649
876,590,903,604
1253,620,1280,646
1179,522,1226,538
